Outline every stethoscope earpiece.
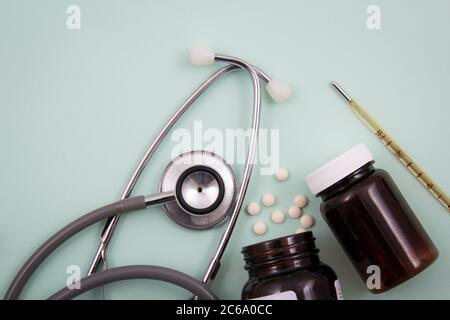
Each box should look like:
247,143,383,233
191,45,292,102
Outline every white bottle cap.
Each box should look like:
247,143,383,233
305,144,374,196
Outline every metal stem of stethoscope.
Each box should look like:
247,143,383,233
86,53,272,291
200,54,262,286
87,64,239,276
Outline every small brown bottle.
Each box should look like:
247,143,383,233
306,144,439,293
241,232,343,300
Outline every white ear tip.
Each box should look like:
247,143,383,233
190,45,215,65
266,79,292,102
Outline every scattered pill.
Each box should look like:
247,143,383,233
271,210,285,224
247,202,261,215
275,168,289,181
288,206,302,218
295,227,306,234
262,193,276,207
253,222,267,235
299,214,315,229
294,194,309,208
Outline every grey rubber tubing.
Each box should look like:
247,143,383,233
5,196,217,300
4,197,146,300
48,265,217,300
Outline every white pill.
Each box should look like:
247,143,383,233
247,202,261,216
253,222,267,235
295,227,306,234
271,210,285,224
299,214,314,229
294,194,309,208
275,168,289,181
262,193,276,207
288,206,302,218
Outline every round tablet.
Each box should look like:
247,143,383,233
288,206,302,218
262,193,276,207
247,202,261,215
299,214,314,229
253,222,267,235
294,194,308,208
295,227,306,234
275,168,289,181
271,210,285,224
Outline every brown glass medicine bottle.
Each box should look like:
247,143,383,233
306,144,439,293
241,232,343,300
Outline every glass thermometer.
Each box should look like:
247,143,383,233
331,81,449,212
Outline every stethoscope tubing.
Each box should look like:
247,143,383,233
48,265,217,300
4,196,216,300
3,196,146,300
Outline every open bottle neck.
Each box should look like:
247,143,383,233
242,232,320,280
247,252,321,279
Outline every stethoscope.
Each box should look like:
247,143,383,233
4,46,291,300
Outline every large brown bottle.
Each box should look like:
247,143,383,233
306,144,439,293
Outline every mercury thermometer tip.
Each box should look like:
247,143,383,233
330,81,352,102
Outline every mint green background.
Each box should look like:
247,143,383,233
1,0,449,300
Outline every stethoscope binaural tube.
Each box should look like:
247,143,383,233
88,63,270,275
87,65,242,275
200,53,262,286
87,46,291,291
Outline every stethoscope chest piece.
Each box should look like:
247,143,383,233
159,150,237,229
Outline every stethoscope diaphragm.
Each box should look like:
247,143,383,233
159,151,237,229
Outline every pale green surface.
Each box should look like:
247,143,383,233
0,0,449,300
